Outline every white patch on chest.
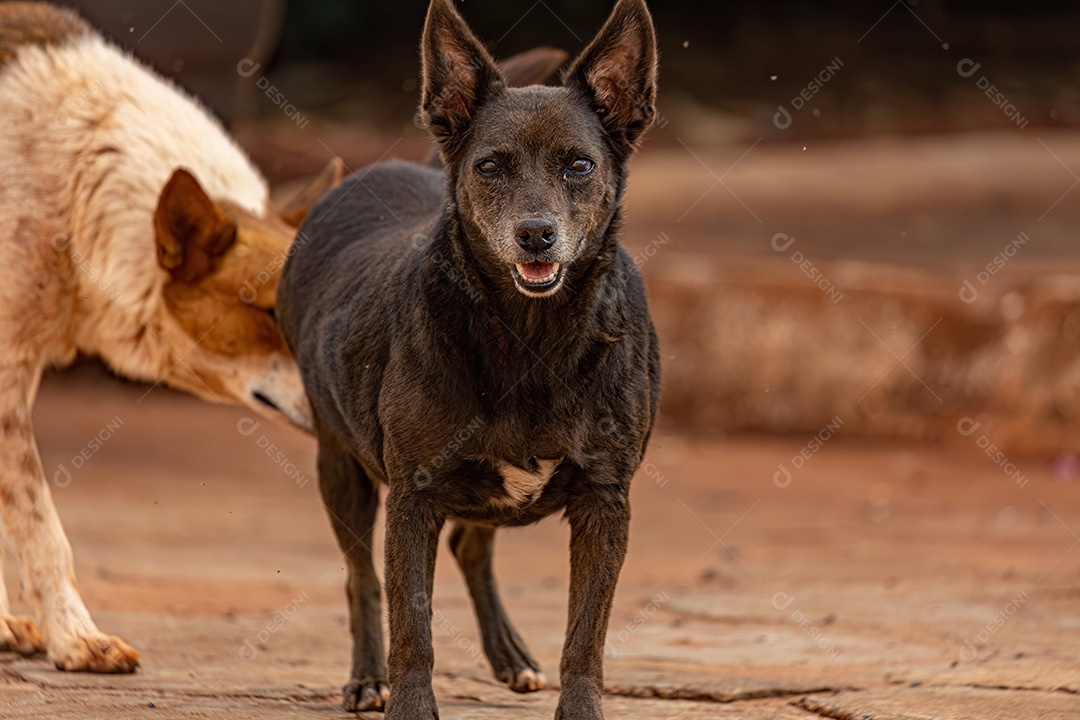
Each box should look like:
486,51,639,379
493,459,559,508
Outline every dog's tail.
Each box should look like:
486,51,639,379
425,46,568,169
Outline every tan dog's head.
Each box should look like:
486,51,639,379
151,160,342,432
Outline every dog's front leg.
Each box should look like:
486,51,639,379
0,361,138,672
383,484,444,720
0,516,44,654
556,489,630,720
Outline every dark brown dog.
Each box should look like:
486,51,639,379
277,1,659,717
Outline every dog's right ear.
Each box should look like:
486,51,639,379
419,0,504,154
155,168,237,283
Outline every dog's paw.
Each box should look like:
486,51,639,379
384,684,438,720
555,700,604,720
343,677,390,712
0,614,44,655
555,677,604,720
488,631,544,694
498,666,546,693
50,633,140,673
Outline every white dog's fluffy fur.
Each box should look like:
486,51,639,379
0,3,329,672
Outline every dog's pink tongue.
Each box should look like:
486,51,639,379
521,262,554,280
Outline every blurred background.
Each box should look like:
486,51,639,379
60,0,1080,459
72,0,1080,137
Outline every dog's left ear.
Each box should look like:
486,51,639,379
419,0,505,154
277,157,345,227
565,0,658,153
155,168,237,283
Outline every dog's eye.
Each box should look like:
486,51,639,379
476,159,499,176
566,158,595,176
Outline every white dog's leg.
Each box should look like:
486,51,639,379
0,515,44,654
0,360,138,672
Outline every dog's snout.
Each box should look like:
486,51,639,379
515,218,556,253
252,390,281,413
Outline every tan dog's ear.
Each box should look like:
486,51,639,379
498,47,568,89
155,168,237,283
278,157,345,227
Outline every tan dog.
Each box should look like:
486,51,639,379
0,3,339,672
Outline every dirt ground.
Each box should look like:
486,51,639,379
2,367,1077,719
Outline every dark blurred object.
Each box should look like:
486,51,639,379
47,0,1080,136
66,0,285,124
266,0,1080,138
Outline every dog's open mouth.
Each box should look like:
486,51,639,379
512,262,563,296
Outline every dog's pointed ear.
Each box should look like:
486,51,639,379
565,0,658,153
277,157,345,227
419,0,505,152
155,168,237,283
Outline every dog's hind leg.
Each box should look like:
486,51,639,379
449,521,545,693
0,360,138,672
316,431,389,712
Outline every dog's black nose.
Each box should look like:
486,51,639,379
515,218,556,252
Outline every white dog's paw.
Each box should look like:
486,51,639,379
0,614,44,655
49,632,140,673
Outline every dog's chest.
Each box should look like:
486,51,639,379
492,457,560,508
